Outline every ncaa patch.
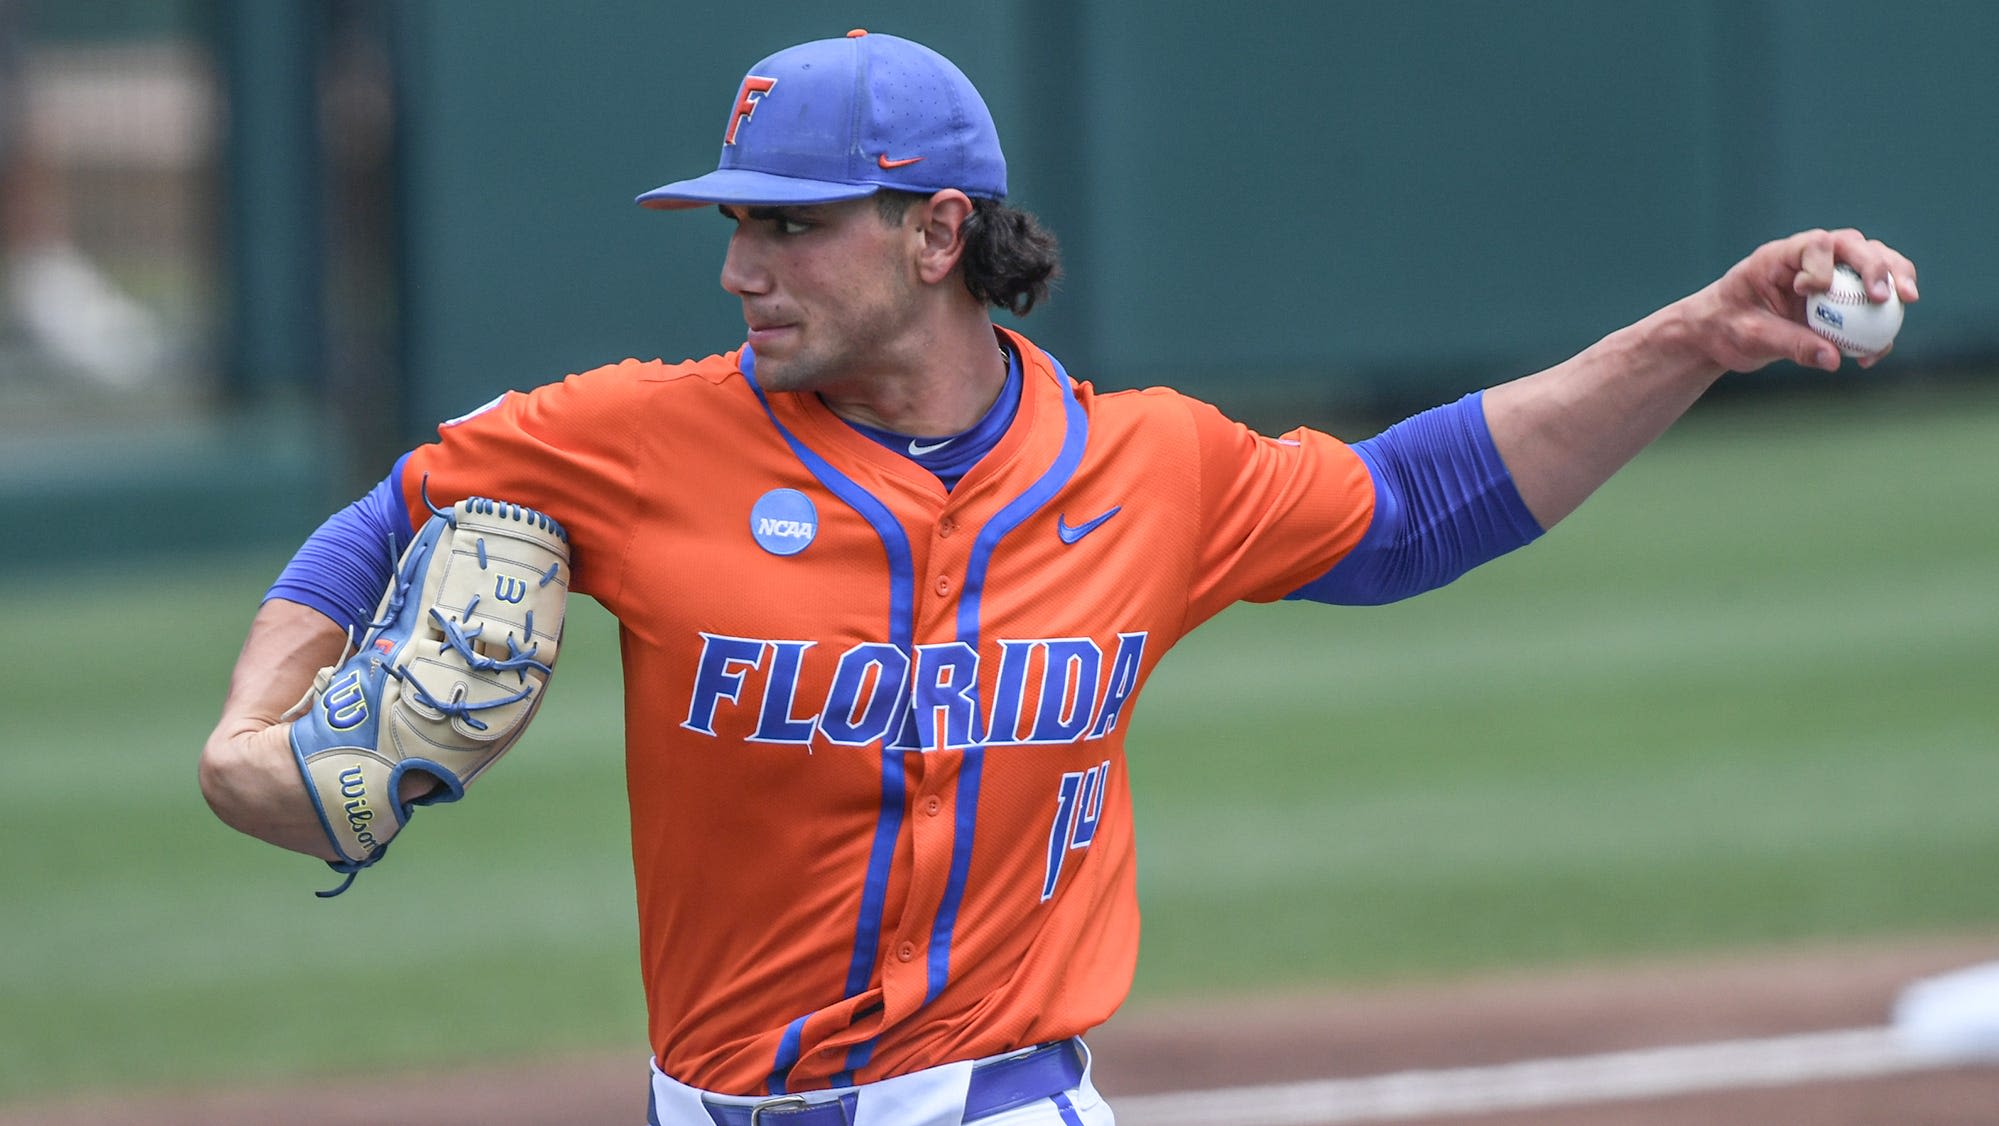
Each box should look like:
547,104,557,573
751,488,817,556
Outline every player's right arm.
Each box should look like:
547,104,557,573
1484,229,1917,528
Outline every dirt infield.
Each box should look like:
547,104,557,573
12,933,1999,1125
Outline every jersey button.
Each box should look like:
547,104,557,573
934,575,951,596
938,516,957,537
897,941,917,962
923,796,942,817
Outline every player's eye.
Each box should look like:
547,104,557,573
719,206,812,236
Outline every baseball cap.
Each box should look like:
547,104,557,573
636,29,1007,210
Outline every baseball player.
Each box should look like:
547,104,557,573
200,29,1919,1126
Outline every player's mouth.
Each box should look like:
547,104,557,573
744,322,797,349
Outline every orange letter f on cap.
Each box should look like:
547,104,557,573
725,76,777,145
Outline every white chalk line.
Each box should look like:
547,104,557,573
1109,1026,1990,1125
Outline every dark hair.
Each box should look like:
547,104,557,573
876,191,1062,316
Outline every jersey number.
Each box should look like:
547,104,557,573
1041,760,1110,901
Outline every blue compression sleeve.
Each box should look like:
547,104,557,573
1288,391,1544,606
264,453,417,633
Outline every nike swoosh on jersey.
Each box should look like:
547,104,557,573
1056,506,1122,545
908,437,953,456
877,153,925,169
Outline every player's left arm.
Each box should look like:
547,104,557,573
201,598,354,857
1483,227,1918,529
201,467,422,855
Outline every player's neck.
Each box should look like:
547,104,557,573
819,319,1009,437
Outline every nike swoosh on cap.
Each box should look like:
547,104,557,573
1056,506,1122,545
908,437,953,456
877,153,925,169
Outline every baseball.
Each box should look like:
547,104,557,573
1804,263,1903,358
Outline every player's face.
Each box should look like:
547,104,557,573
719,199,921,392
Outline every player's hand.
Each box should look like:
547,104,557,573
1681,228,1919,373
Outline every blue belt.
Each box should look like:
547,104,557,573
693,1039,1084,1126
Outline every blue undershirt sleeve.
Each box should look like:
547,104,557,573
1287,391,1544,607
263,453,417,633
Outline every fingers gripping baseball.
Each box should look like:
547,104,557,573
1789,228,1919,304
287,497,571,896
1698,229,1918,374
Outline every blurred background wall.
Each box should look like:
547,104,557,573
2,0,1992,565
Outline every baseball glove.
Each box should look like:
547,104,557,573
287,496,571,897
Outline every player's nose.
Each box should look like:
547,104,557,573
720,227,769,297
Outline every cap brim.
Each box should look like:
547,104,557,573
636,168,883,211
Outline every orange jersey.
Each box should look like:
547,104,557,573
399,328,1374,1094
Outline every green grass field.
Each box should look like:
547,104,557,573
4,383,1996,1104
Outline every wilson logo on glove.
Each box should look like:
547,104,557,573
338,767,385,854
320,670,370,731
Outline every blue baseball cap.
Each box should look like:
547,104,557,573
636,29,1008,210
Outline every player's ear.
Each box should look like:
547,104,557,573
912,189,974,285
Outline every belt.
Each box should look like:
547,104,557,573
700,1039,1085,1126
